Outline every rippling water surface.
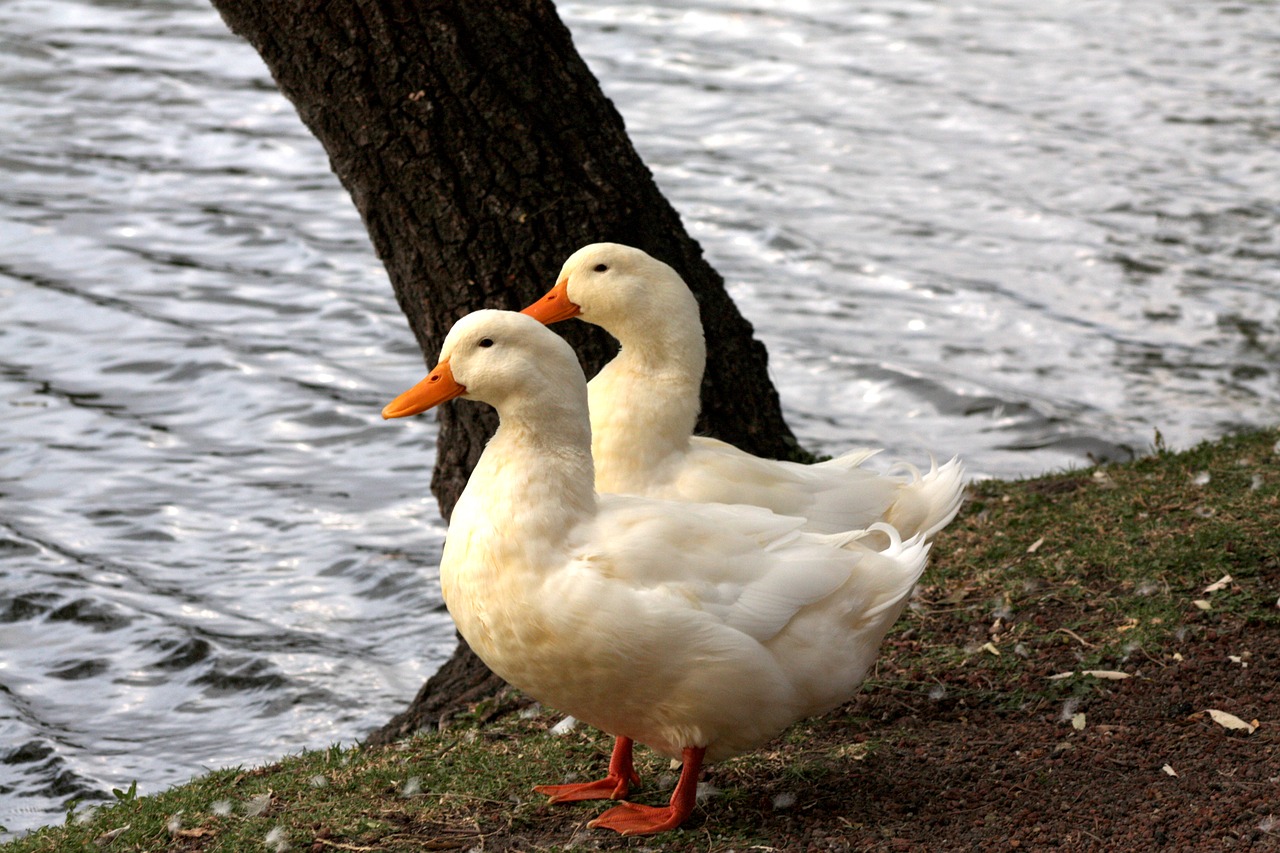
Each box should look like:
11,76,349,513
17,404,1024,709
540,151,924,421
2,0,1277,836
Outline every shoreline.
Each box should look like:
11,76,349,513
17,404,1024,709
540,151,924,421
5,427,1277,851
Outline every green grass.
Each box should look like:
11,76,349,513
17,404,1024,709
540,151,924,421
4,428,1277,852
935,427,1278,651
860,426,1280,719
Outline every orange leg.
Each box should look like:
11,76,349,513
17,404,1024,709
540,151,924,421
534,736,641,803
587,745,706,836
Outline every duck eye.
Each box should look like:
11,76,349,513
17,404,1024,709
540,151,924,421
593,263,609,273
478,338,494,348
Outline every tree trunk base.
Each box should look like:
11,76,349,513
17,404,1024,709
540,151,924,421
211,0,804,746
365,637,506,746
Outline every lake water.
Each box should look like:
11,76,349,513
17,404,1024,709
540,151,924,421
2,0,1277,837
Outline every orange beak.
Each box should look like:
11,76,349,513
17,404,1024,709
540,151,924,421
520,277,581,324
382,360,466,419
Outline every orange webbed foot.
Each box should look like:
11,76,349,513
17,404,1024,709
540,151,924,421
535,776,633,803
587,800,690,836
535,735,641,803
587,745,705,836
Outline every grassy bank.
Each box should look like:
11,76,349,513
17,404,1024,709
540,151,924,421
6,428,1278,851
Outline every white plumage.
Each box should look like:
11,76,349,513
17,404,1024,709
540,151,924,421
522,242,964,539
383,310,930,835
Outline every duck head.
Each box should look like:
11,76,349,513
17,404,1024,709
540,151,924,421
521,243,700,340
382,309,587,420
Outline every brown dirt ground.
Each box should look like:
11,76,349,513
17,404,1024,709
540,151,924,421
388,604,1277,852
328,436,1280,853
770,619,1277,851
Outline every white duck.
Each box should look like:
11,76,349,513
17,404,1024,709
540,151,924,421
382,310,929,836
521,243,964,539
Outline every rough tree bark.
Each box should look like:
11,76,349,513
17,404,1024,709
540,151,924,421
209,0,805,744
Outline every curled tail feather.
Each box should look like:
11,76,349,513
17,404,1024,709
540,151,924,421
886,455,965,541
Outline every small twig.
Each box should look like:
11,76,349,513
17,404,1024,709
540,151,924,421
1055,627,1097,648
429,738,460,760
1074,744,1138,769
376,836,474,851
1137,645,1168,668
311,840,380,852
425,791,517,807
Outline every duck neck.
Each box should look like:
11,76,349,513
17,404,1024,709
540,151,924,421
462,395,598,536
438,396,597,650
588,302,706,486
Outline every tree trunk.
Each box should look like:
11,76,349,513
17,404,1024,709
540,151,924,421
209,0,804,745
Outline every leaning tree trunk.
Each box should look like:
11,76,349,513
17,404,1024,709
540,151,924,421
210,0,805,744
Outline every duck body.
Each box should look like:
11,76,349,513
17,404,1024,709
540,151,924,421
522,243,964,539
444,452,927,763
384,310,929,831
588,346,906,536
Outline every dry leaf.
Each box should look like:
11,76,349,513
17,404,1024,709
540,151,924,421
1047,672,1075,681
1162,764,1178,777
243,792,273,817
94,826,130,848
1092,470,1117,489
1192,599,1212,611
1026,537,1045,554
1081,670,1132,680
1203,574,1232,593
175,829,216,839
1205,709,1258,734
1071,713,1086,731
981,642,1000,656
549,715,578,735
